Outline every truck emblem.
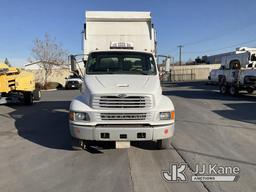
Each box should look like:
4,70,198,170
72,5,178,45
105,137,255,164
118,94,127,98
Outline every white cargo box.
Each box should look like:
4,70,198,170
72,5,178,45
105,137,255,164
84,11,156,57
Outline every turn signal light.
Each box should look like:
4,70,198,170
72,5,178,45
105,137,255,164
171,111,175,120
69,111,74,121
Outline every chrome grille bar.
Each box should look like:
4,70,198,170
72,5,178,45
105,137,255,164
92,95,152,109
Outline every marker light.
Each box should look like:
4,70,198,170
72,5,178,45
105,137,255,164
110,42,134,49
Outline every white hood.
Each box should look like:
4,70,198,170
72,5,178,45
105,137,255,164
84,75,161,95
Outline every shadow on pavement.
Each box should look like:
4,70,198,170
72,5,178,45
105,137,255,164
9,101,73,150
164,81,256,125
176,119,256,131
213,103,256,125
172,146,256,167
164,89,256,102
8,101,161,152
83,141,158,153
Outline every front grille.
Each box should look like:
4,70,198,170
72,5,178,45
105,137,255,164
99,113,149,121
92,95,152,109
244,76,256,85
67,81,79,85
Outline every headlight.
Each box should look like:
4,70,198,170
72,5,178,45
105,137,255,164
159,111,175,120
69,111,90,121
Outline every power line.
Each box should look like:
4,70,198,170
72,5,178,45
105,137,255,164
183,38,256,55
182,21,256,47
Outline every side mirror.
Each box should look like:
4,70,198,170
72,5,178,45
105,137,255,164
82,58,87,67
70,55,77,72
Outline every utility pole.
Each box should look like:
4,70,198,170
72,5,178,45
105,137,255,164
178,45,183,66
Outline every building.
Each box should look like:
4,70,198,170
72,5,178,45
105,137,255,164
202,51,235,64
24,61,69,70
24,61,71,87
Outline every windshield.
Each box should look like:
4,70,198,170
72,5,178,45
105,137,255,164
86,52,157,75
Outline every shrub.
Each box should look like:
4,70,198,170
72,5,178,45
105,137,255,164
44,82,63,90
35,82,43,90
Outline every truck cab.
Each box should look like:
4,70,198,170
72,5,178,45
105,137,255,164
69,11,175,149
221,47,256,69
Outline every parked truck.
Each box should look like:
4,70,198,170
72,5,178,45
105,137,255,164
69,11,175,149
0,63,41,104
208,47,256,95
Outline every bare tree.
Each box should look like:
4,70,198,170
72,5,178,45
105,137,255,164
30,33,69,87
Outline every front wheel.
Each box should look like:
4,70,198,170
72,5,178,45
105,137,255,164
71,137,83,150
24,92,33,105
229,86,238,96
157,137,172,149
220,85,228,95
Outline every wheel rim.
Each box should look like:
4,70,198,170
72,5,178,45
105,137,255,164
221,86,226,93
230,87,235,95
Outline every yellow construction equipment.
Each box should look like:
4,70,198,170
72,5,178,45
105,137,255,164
0,63,40,105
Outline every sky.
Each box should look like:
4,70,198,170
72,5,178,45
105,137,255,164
1,0,256,66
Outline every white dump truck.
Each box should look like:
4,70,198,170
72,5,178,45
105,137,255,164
69,11,175,149
208,47,256,95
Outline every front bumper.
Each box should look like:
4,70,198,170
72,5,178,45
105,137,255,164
69,123,174,141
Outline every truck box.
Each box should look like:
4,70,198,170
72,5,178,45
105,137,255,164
84,11,156,58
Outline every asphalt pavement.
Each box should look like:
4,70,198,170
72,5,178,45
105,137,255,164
0,82,255,192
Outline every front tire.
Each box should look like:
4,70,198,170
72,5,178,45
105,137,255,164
229,86,238,96
157,137,172,149
71,137,83,150
24,92,33,105
220,85,228,95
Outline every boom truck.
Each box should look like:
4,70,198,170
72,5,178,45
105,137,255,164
69,11,175,149
208,47,256,95
0,63,40,105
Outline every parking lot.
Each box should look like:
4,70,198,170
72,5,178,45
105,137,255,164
0,82,255,192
